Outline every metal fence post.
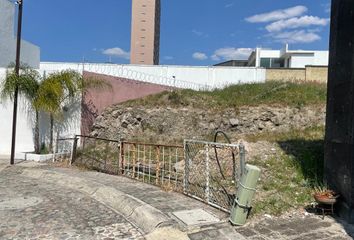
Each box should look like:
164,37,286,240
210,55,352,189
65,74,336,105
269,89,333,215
239,144,246,179
70,135,78,165
132,143,137,178
205,144,210,203
183,140,189,194
156,145,160,185
120,141,124,175
104,141,109,172
52,135,58,163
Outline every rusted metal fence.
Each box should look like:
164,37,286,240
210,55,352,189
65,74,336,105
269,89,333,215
57,135,245,212
70,136,184,192
120,142,184,191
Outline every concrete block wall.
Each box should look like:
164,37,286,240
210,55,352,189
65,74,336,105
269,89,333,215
266,66,328,83
305,66,328,83
266,68,306,82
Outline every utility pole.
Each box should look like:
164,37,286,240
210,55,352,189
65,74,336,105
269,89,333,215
10,0,24,165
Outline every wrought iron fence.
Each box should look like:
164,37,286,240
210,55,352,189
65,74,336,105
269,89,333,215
74,135,120,175
120,142,184,191
184,140,245,212
55,135,245,212
54,136,77,163
70,136,184,192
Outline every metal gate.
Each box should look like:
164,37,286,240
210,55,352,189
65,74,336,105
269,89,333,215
183,140,245,212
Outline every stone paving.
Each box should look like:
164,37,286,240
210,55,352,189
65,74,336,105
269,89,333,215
0,159,354,239
0,164,144,240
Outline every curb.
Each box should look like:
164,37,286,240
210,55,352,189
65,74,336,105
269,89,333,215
21,168,176,234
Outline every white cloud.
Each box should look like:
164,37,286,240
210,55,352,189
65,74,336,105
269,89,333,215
102,47,130,59
211,48,253,61
271,30,321,43
266,16,329,32
192,52,208,60
245,5,308,23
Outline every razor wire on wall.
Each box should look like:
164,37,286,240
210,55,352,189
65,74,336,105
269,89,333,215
39,62,267,91
83,64,213,91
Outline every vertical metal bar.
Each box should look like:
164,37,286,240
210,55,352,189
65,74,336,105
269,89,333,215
120,141,124,175
132,144,136,178
149,146,152,183
137,145,140,180
127,144,131,175
143,144,146,182
52,135,58,163
104,141,109,172
156,145,160,185
205,144,210,203
70,135,78,165
183,140,189,194
175,148,178,189
92,138,97,169
10,0,24,165
162,147,165,184
81,137,86,164
239,144,246,180
168,147,172,185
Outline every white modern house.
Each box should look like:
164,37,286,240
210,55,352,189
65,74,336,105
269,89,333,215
0,0,40,68
248,44,329,68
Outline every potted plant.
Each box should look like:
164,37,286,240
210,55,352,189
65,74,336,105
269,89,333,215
313,185,340,205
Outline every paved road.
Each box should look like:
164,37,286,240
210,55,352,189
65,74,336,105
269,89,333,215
0,164,144,240
0,159,353,240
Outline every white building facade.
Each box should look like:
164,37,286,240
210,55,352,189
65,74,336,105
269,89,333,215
0,0,40,68
248,44,329,69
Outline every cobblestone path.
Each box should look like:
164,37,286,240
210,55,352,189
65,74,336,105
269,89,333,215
0,166,144,240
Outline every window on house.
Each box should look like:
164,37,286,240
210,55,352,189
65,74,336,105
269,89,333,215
260,58,284,68
260,58,271,68
271,58,285,68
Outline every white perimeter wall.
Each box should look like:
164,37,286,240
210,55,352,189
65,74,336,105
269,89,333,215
40,62,266,90
0,62,267,155
0,68,81,155
0,68,34,154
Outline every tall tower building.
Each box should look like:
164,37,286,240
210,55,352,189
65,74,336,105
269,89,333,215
130,0,160,65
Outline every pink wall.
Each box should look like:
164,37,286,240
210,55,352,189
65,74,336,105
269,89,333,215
82,71,173,135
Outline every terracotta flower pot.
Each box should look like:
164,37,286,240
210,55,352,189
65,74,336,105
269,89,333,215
314,193,339,205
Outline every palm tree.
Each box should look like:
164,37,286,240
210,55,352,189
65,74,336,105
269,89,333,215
0,64,42,153
35,70,111,152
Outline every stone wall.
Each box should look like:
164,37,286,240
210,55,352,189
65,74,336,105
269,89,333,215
305,66,328,82
266,68,306,82
90,105,326,144
266,66,328,83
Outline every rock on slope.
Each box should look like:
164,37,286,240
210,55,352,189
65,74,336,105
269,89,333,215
90,105,325,144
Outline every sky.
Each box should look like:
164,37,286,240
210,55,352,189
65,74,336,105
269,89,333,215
21,0,331,66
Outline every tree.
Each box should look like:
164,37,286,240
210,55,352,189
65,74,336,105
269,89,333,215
35,70,111,152
1,67,110,154
0,64,42,153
